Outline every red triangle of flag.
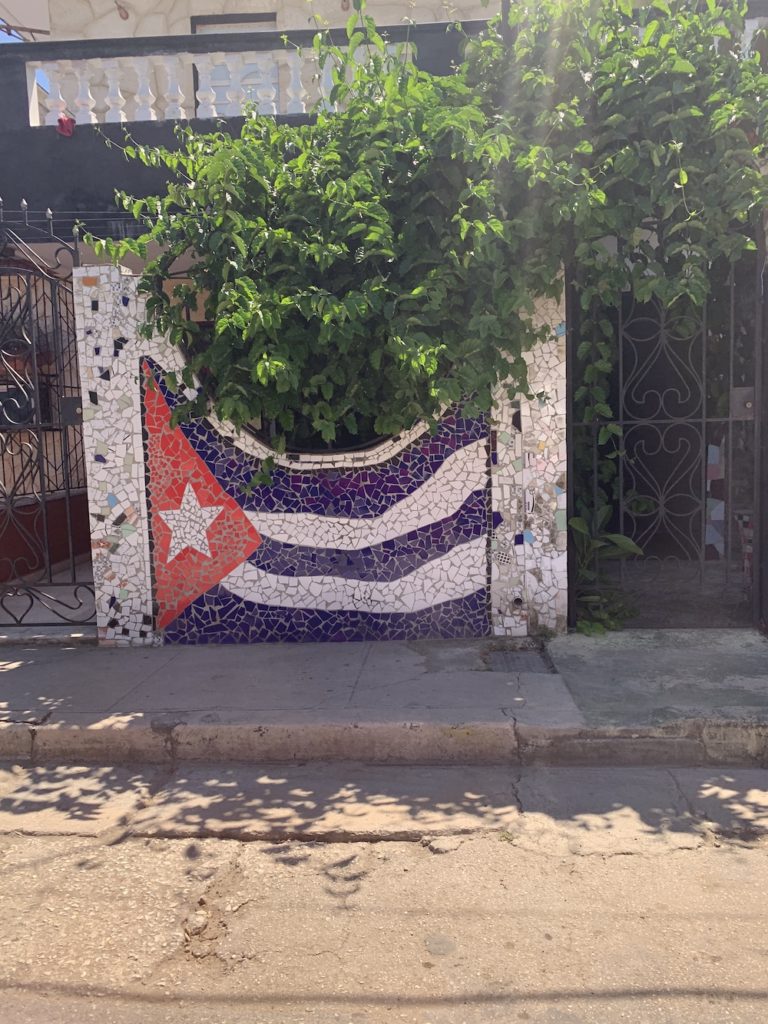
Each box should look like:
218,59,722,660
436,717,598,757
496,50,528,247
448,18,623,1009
142,362,262,629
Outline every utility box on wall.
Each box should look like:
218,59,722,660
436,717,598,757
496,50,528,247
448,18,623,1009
73,266,567,645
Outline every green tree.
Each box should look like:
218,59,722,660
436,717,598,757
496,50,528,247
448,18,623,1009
92,0,768,468
93,7,561,450
466,0,768,423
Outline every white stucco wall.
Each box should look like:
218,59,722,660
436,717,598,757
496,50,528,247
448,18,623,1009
46,0,493,40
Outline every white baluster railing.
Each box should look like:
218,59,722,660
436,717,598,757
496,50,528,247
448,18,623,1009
133,57,156,121
224,53,245,117
73,59,97,124
26,48,317,125
103,59,127,123
319,57,338,112
42,62,68,125
159,54,186,120
281,50,306,115
195,52,220,119
253,54,277,115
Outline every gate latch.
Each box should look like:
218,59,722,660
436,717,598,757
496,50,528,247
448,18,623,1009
60,396,83,426
730,387,755,421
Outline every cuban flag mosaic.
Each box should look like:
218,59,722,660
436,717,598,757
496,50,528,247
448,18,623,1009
141,360,493,643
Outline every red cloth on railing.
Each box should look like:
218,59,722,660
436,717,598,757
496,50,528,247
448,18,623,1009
56,115,75,137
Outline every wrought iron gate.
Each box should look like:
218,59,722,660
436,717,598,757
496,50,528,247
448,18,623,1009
758,250,768,633
0,216,95,627
569,246,766,630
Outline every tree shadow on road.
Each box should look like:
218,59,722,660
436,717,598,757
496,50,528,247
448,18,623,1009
1,760,766,848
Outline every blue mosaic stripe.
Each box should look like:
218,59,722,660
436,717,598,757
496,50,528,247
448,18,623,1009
249,487,488,581
163,586,491,644
145,360,488,518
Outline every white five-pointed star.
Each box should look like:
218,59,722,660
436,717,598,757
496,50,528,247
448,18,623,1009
158,483,224,562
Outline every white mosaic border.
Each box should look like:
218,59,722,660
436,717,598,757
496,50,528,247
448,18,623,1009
74,267,156,645
490,294,568,636
74,265,568,643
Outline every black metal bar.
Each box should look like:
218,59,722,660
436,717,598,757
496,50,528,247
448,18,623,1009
191,13,279,31
617,243,625,588
753,222,766,629
726,264,736,586
23,271,52,583
591,420,599,575
50,278,77,581
605,417,745,426
699,296,708,588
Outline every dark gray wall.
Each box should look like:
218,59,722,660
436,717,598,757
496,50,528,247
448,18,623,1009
2,119,257,213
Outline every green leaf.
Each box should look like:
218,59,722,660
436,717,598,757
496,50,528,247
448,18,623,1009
603,534,643,556
569,517,591,537
643,20,659,46
671,58,696,74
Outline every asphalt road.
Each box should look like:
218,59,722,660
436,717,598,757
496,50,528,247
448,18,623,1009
2,765,767,1024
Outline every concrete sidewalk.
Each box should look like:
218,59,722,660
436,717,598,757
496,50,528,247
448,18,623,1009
0,630,767,766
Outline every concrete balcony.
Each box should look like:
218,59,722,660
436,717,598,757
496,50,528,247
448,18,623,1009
28,45,342,126
6,23,485,125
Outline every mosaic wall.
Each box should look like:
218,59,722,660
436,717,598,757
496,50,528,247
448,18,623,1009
73,267,567,645
489,297,569,636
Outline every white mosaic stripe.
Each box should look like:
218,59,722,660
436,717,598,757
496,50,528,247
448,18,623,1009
208,410,434,470
124,311,435,471
220,536,488,613
243,438,487,549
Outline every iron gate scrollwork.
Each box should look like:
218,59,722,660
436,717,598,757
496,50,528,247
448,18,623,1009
0,212,95,627
569,243,765,630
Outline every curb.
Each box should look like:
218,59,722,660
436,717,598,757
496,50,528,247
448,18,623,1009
2,717,768,767
516,720,768,767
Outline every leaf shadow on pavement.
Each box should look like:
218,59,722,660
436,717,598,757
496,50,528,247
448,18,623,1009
1,760,766,848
